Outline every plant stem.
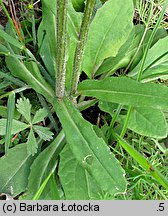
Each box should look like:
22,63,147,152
70,0,96,96
56,0,68,98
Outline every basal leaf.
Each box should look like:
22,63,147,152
23,131,65,199
32,108,48,125
0,144,34,196
59,144,103,200
16,97,32,123
33,125,54,141
5,56,54,104
27,128,38,156
78,77,168,109
54,97,126,195
0,119,29,136
82,0,134,78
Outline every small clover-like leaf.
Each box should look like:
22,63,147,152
27,128,38,156
32,108,48,125
16,97,32,123
33,125,54,141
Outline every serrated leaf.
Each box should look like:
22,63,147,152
0,119,29,135
32,108,48,124
54,97,126,195
82,0,134,78
59,144,103,199
23,130,65,199
33,125,54,141
78,77,168,109
0,144,34,196
27,128,38,156
16,97,32,123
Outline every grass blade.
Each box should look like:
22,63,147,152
113,132,168,190
5,92,15,154
32,164,57,200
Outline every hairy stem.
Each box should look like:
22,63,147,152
70,0,96,96
56,0,68,98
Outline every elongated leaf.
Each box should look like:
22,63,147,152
0,119,29,135
5,56,54,104
54,97,126,195
38,0,57,76
113,133,168,190
82,0,134,78
32,108,48,124
129,36,168,82
5,93,15,154
23,131,65,199
0,144,34,196
78,77,168,109
99,101,167,139
59,144,103,199
16,97,32,123
0,29,23,49
33,125,54,141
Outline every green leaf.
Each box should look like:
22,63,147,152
129,36,168,82
113,133,168,190
82,0,134,78
0,144,34,196
99,101,167,139
96,28,135,77
67,1,82,41
33,125,54,141
5,56,54,104
32,108,48,124
38,0,57,76
78,77,168,109
5,93,15,154
127,107,167,139
0,28,23,49
59,144,103,199
0,119,29,135
53,97,126,195
16,97,32,123
23,130,65,200
27,128,38,156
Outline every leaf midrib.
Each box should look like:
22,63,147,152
61,100,123,187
